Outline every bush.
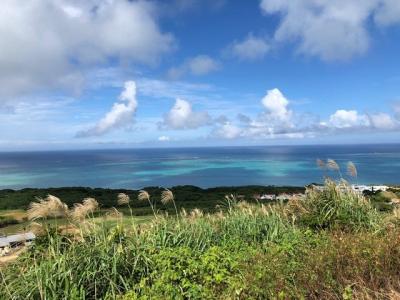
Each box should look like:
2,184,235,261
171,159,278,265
296,179,380,231
237,229,400,299
123,246,241,299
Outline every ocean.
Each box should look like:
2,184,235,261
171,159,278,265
0,144,399,189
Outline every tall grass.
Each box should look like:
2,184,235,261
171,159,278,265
0,194,292,299
296,179,380,230
0,169,396,299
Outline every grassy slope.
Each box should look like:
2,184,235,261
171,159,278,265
0,185,304,234
2,180,400,299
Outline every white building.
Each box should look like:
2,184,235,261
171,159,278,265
259,194,275,200
0,232,36,254
351,185,389,193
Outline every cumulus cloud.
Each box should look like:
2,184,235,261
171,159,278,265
368,113,397,129
259,0,400,61
160,98,211,130
261,88,292,123
229,34,270,61
77,81,138,137
325,110,398,131
374,0,400,26
212,89,297,140
328,110,369,128
167,55,220,79
211,88,400,140
158,135,170,141
393,102,400,120
0,0,173,98
212,122,242,139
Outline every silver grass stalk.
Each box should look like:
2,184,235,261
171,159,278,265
138,190,156,218
117,193,130,206
327,158,342,178
71,197,99,221
138,190,150,202
117,192,134,220
326,159,339,171
161,188,179,217
27,195,69,221
180,207,188,218
106,207,123,219
82,197,99,212
189,208,203,219
347,161,358,178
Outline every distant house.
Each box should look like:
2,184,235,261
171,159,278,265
260,194,275,201
351,185,389,193
256,193,305,201
276,194,292,201
0,232,36,250
292,193,306,200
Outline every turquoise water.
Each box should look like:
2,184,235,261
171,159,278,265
0,144,399,189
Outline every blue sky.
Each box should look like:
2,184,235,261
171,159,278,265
1,0,400,150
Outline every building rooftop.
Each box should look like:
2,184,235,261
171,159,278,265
0,232,36,248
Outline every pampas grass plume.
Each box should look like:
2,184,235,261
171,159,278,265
326,159,339,171
27,195,68,220
161,189,174,205
138,190,150,202
117,193,130,206
347,161,358,178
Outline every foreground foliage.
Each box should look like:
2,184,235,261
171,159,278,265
1,179,399,299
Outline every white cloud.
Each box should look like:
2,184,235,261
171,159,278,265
394,102,400,120
212,122,242,139
158,135,170,141
374,0,400,26
369,113,397,129
77,81,138,137
328,110,369,128
261,88,292,124
0,0,173,98
211,88,400,140
160,98,211,130
167,55,220,79
188,55,220,75
213,89,296,140
260,0,400,61
229,34,270,61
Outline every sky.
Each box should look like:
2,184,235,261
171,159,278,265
1,0,400,151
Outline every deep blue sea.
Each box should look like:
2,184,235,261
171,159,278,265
0,144,399,189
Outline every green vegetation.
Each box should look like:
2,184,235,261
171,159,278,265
0,185,303,235
298,180,380,230
1,176,400,299
2,159,400,299
367,190,400,211
0,215,19,228
0,185,305,211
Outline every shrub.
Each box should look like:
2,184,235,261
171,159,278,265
122,246,241,299
295,179,380,231
237,229,400,299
